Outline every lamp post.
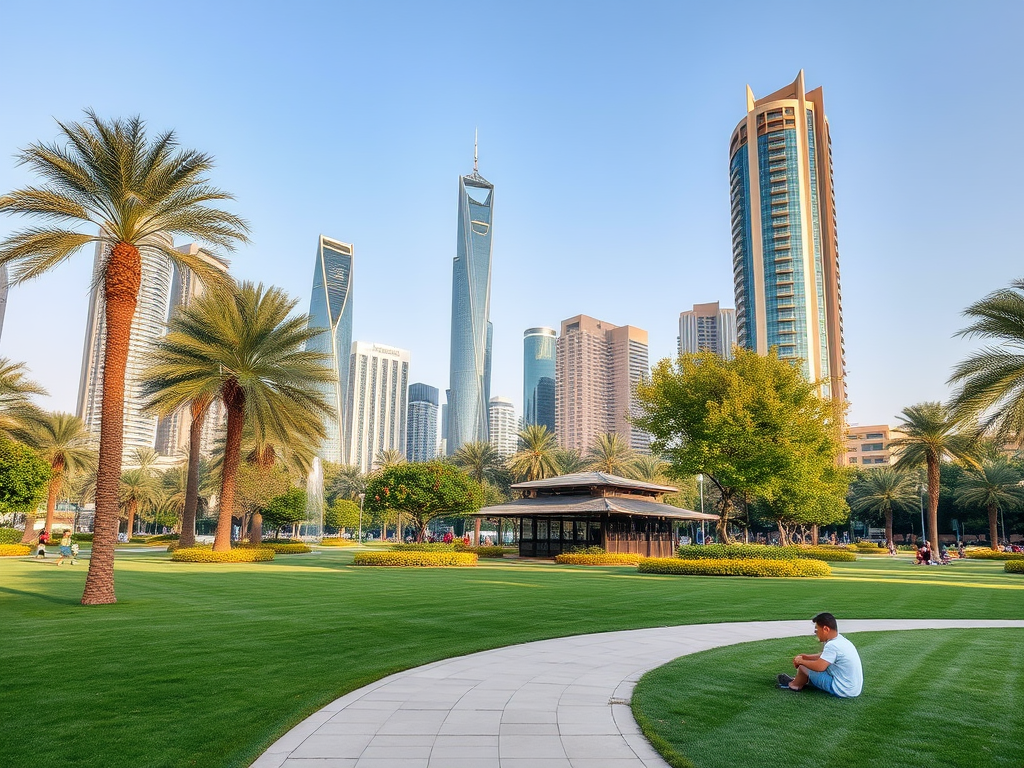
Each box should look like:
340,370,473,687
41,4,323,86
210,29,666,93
698,474,705,543
357,493,365,545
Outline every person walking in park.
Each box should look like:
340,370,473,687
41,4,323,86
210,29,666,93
777,613,863,698
55,530,74,566
36,529,50,558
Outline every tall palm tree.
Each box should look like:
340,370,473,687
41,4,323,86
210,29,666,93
119,468,160,538
891,402,978,555
373,448,407,471
0,113,249,604
17,412,96,543
849,467,918,547
452,441,503,485
585,432,636,476
160,459,214,534
955,460,1024,550
0,358,45,440
949,279,1024,442
327,464,367,503
553,448,586,475
631,454,670,483
507,424,559,482
139,282,333,552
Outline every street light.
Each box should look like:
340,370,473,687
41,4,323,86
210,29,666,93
698,474,705,543
358,492,365,545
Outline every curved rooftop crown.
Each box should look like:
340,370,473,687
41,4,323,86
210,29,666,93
512,471,677,494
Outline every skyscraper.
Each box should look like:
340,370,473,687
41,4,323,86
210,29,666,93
154,244,230,458
0,264,8,344
306,235,354,464
346,341,410,473
447,139,494,454
729,70,846,401
523,327,556,432
488,396,517,458
555,315,651,454
678,302,737,359
77,237,176,459
406,383,439,463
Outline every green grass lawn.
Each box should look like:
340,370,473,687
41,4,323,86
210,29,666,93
632,629,1024,768
1,551,1022,768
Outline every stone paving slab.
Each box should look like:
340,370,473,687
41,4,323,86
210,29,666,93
252,619,1024,768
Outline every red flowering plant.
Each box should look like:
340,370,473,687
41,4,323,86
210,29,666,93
364,461,484,542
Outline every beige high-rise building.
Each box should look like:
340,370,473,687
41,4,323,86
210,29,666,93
845,424,897,468
678,302,737,359
729,70,846,403
346,341,411,473
555,315,651,455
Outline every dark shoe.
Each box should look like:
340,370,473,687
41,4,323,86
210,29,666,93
777,674,794,688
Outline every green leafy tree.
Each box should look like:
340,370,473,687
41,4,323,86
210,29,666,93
0,113,249,604
954,460,1024,550
233,462,291,541
262,487,308,539
139,281,333,553
849,467,919,547
0,358,45,440
325,498,361,533
891,402,979,555
633,349,845,543
365,461,484,542
507,424,559,482
585,433,636,476
0,436,50,528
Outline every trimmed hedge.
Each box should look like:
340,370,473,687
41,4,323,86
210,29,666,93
235,542,311,554
0,528,23,544
0,544,32,557
352,551,477,567
1005,560,1024,574
555,552,644,566
166,541,211,553
171,547,275,563
796,546,857,562
638,557,831,578
464,546,511,558
319,538,358,547
675,544,854,562
965,549,1024,561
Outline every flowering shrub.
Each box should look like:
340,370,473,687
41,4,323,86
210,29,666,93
171,547,275,563
320,537,358,547
965,549,1024,561
638,557,831,577
391,543,456,551
0,544,32,557
352,551,477,567
854,541,887,553
0,528,23,544
235,542,311,554
675,544,854,563
166,541,212,552
1005,560,1024,574
555,552,643,566
796,546,857,562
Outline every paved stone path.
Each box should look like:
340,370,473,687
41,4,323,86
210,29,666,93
252,619,1024,768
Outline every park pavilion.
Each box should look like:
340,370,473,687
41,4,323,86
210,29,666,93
477,472,719,558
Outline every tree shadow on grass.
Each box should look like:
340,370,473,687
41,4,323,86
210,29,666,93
0,585,81,606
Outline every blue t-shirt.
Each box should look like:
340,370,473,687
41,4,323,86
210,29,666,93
820,634,863,698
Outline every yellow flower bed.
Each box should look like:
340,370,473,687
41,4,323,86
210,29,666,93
171,547,275,563
352,551,478,567
320,538,358,547
965,549,1024,561
796,546,857,562
0,544,32,557
1005,560,1024,574
235,542,311,554
555,553,644,566
637,557,831,577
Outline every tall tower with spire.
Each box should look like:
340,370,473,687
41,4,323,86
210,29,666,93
446,136,494,454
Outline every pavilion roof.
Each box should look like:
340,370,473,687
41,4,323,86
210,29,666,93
477,494,718,520
511,472,678,495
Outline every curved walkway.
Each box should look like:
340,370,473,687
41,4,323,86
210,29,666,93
252,619,1024,768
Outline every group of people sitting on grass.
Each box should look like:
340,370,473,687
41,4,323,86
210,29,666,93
914,542,963,565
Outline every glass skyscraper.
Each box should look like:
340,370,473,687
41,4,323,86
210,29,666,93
306,235,354,464
729,70,845,402
523,327,556,432
406,383,439,463
446,152,494,454
0,264,8,344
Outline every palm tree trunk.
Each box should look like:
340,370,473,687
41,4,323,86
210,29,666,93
249,512,263,544
83,242,140,606
126,500,138,541
213,385,245,553
885,506,893,548
473,518,481,546
20,512,39,544
44,469,62,533
926,456,941,555
179,401,208,549
988,503,999,551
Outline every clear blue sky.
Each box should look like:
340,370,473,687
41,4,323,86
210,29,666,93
1,0,1022,428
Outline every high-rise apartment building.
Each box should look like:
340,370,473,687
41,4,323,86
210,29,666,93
447,141,494,454
523,327,556,432
555,315,651,454
845,424,897,468
406,383,439,463
729,70,846,401
678,302,736,359
306,235,354,464
154,244,230,458
488,396,518,458
0,264,8,344
77,237,176,459
346,342,410,473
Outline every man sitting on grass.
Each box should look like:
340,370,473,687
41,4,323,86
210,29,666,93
777,612,863,698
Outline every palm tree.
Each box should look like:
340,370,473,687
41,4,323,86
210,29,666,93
0,358,45,440
160,459,214,534
849,467,918,547
949,279,1024,442
553,448,586,475
326,464,367,503
17,412,96,544
507,424,559,482
631,454,670,483
119,468,160,539
373,448,407,471
891,402,979,555
0,113,249,604
955,460,1024,550
585,432,636,476
139,282,333,552
452,441,504,486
